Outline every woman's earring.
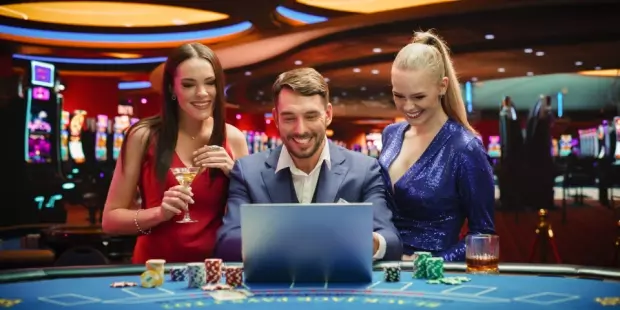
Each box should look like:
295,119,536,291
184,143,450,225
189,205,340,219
171,94,176,100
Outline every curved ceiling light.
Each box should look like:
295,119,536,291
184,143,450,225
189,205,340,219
13,54,167,65
118,81,152,90
0,1,229,27
0,21,253,49
578,69,619,77
275,6,328,25
296,0,457,14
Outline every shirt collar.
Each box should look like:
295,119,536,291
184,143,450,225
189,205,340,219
275,138,331,174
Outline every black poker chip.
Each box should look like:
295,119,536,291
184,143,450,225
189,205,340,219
383,265,401,282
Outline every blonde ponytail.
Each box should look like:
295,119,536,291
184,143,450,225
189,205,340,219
394,30,477,135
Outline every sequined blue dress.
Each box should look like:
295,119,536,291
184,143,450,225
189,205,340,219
379,119,496,262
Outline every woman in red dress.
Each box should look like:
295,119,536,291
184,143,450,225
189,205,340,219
102,43,249,263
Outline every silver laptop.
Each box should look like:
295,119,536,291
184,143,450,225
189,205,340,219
240,203,374,284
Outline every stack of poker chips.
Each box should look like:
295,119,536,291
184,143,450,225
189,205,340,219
205,258,223,284
425,257,444,280
187,262,207,288
169,266,187,282
140,259,166,288
146,259,166,280
413,252,432,278
224,266,243,287
383,264,401,282
140,270,163,288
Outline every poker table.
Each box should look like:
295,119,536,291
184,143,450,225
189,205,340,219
1,262,619,309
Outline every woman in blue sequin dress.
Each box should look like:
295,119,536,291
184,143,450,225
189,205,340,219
378,31,496,262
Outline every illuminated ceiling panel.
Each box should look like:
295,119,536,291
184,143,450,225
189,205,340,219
0,1,229,27
296,0,457,14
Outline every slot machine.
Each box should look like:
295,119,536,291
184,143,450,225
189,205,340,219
112,115,130,160
588,128,598,157
253,132,262,153
68,110,87,165
112,104,134,160
551,139,559,157
19,60,66,223
59,111,69,162
578,129,589,157
559,135,572,157
487,136,501,159
584,128,598,157
24,62,59,166
95,115,109,161
595,120,614,160
245,131,254,154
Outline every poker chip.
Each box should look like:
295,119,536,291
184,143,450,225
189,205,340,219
187,262,207,288
110,281,137,288
426,276,471,285
170,266,187,282
224,265,244,287
140,270,163,288
425,257,444,280
201,283,233,291
204,258,223,284
413,252,432,279
383,264,401,282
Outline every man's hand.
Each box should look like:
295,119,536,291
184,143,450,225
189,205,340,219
373,233,380,254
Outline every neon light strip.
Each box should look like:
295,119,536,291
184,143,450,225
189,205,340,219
0,21,252,42
13,54,166,65
465,81,472,113
557,92,563,118
275,6,328,24
24,88,32,162
118,81,152,90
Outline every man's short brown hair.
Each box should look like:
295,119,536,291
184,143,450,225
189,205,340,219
272,67,329,108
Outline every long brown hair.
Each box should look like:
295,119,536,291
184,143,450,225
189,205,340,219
393,30,477,134
121,42,227,183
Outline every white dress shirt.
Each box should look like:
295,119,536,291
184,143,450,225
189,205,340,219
275,139,387,260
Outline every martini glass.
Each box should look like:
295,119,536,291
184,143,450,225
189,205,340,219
170,167,201,223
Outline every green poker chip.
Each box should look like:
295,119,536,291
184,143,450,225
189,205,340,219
425,257,444,280
413,252,432,278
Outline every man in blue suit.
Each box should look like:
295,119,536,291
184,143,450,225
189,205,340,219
215,67,402,262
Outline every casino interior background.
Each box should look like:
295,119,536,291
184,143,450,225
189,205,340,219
0,0,619,270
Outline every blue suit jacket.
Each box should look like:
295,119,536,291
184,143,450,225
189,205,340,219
214,141,402,262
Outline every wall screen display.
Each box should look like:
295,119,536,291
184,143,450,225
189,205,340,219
30,61,55,88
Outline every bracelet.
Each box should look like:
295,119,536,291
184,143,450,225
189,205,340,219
134,209,151,235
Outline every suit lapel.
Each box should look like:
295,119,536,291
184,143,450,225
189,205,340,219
315,142,348,203
261,146,295,203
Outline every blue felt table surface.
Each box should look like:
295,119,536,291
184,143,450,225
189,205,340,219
0,271,618,309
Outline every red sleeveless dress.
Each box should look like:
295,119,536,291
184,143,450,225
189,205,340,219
132,142,231,264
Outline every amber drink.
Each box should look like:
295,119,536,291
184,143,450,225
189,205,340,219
465,234,499,274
